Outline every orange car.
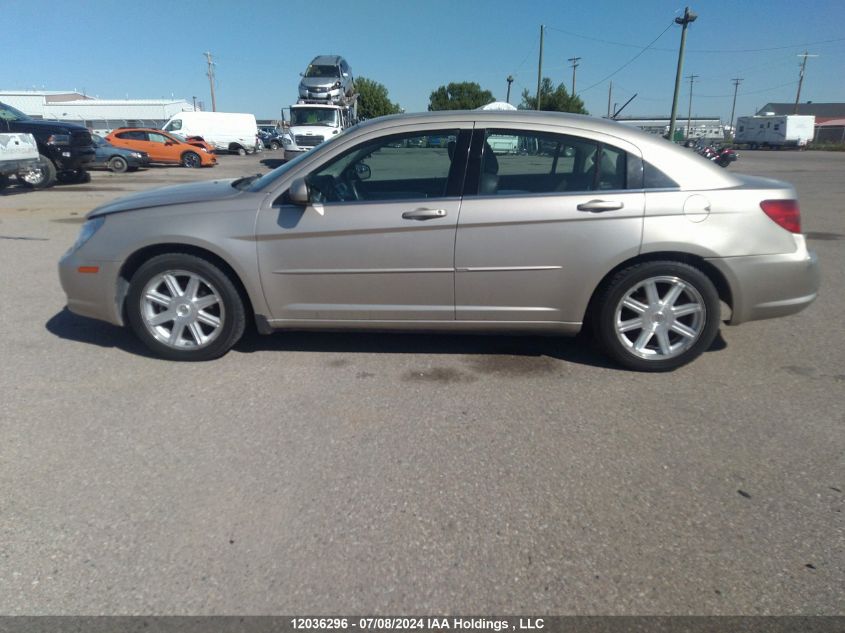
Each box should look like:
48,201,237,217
105,128,216,168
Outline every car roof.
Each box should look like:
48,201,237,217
309,55,344,66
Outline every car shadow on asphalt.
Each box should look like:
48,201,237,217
45,308,156,358
46,308,727,370
260,158,286,170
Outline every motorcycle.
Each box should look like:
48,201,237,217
692,139,738,168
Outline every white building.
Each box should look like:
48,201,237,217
0,90,195,134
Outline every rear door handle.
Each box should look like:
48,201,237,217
402,208,448,220
576,200,624,212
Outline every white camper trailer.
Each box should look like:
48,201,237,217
163,111,258,155
734,114,815,149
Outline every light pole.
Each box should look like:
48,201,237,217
506,75,514,104
729,78,742,140
668,7,697,141
568,56,581,96
686,73,698,140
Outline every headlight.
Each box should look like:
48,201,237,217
68,217,105,253
46,134,71,146
282,135,293,146
130,152,143,158
200,147,208,152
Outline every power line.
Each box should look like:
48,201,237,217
543,26,845,54
578,21,675,94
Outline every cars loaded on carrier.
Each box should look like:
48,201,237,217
298,55,355,104
0,101,95,188
105,128,216,168
90,135,149,173
59,111,819,371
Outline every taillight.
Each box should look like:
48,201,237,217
760,199,801,233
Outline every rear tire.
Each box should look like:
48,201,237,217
592,261,720,372
237,146,247,156
269,141,280,150
126,253,246,361
18,154,56,188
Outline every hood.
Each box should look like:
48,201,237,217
88,179,243,218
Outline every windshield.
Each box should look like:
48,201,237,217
0,103,31,122
291,108,339,127
305,64,339,79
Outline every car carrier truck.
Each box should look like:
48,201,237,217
282,100,357,161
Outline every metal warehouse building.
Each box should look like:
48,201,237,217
0,90,195,134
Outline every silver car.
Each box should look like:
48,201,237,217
298,55,354,104
58,111,819,370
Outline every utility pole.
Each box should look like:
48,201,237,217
793,51,818,114
192,95,197,111
729,78,742,140
607,81,613,118
668,7,697,142
506,75,514,104
536,25,544,110
686,73,699,140
204,51,217,112
568,56,581,96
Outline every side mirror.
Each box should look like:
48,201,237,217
288,177,309,205
355,162,371,180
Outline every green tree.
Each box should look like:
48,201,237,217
428,82,495,111
519,78,588,114
355,77,401,120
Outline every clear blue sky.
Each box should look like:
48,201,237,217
5,0,844,122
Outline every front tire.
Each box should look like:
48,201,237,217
126,254,246,361
181,151,201,168
592,261,720,371
108,156,129,173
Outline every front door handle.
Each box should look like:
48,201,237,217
576,200,624,212
402,208,448,220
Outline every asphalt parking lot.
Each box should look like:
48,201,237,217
0,149,843,614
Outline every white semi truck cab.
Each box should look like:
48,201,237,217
282,101,357,161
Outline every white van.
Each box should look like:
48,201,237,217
162,111,258,155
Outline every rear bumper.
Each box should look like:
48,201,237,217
707,235,820,325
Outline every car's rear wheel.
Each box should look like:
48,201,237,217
181,151,201,168
126,254,246,361
108,156,128,173
18,154,56,188
592,261,720,371
237,146,247,156
269,141,280,150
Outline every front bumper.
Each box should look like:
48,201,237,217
58,251,124,326
707,235,820,325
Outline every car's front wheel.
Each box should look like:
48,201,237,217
181,152,202,168
592,261,720,371
108,156,128,173
126,254,246,361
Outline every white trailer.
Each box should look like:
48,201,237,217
162,111,258,155
734,114,815,149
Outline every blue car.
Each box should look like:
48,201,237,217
91,135,149,173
